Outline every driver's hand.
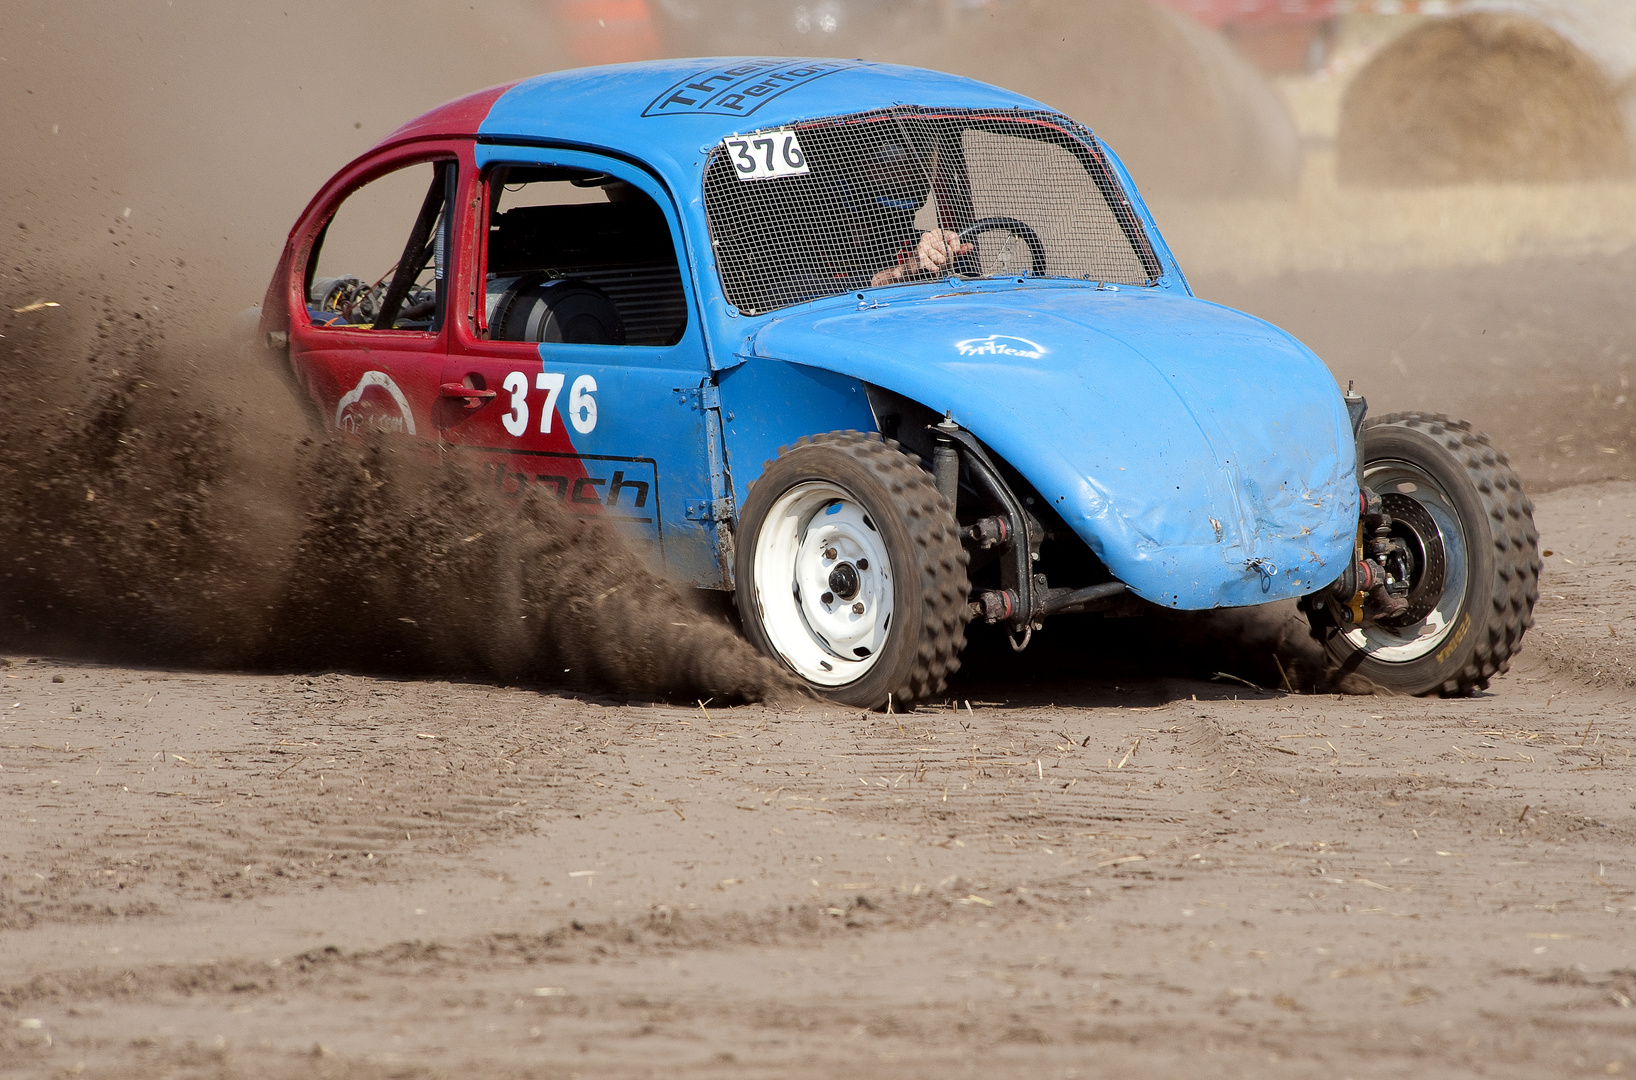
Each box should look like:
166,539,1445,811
915,229,972,275
870,230,975,287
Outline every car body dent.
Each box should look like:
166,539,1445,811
744,283,1357,609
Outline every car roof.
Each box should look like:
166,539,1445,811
381,57,1054,177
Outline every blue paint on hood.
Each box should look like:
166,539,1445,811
746,283,1358,609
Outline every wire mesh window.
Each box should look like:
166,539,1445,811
702,107,1160,316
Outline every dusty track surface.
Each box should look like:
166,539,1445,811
2,483,1632,1079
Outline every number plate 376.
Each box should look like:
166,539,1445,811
724,130,809,181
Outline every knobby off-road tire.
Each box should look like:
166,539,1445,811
1324,412,1540,695
734,431,970,709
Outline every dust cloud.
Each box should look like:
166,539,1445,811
0,1,794,702
0,290,797,701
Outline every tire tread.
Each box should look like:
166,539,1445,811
739,431,969,707
1368,411,1540,696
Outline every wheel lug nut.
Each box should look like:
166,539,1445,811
824,547,837,560
852,602,865,615
856,559,869,571
821,592,835,605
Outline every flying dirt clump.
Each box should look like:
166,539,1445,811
265,433,802,702
886,0,1300,197
0,281,293,668
0,284,800,704
1337,12,1632,186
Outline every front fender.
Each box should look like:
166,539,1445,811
741,284,1357,609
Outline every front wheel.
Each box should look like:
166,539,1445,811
1322,412,1540,695
734,432,970,708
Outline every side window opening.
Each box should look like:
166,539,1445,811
307,160,454,332
482,166,688,347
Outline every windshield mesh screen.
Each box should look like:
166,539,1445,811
702,107,1159,316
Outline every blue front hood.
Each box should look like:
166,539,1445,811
745,284,1358,609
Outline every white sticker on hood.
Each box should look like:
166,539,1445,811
955,335,1047,359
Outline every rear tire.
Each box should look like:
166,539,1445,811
734,431,969,709
1323,412,1539,695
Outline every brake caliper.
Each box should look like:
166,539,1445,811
1361,489,1410,621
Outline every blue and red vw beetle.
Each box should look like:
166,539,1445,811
260,58,1539,707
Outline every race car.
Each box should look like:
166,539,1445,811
260,58,1540,707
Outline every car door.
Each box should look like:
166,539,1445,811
439,147,726,587
288,148,464,443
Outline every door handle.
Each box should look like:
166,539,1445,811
440,381,497,409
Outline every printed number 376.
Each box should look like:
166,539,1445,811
726,130,808,180
500,371,597,438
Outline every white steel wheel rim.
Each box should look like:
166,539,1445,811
752,481,895,687
1342,459,1470,663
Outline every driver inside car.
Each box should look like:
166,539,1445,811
738,138,976,307
855,140,972,287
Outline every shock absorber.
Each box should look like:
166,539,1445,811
932,417,960,509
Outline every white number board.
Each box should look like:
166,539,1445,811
724,130,809,181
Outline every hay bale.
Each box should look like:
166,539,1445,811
1337,12,1631,186
883,0,1300,198
1470,0,1636,85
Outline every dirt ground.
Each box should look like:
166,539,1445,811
1,477,1632,1080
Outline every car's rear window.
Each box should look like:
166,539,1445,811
702,106,1161,316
